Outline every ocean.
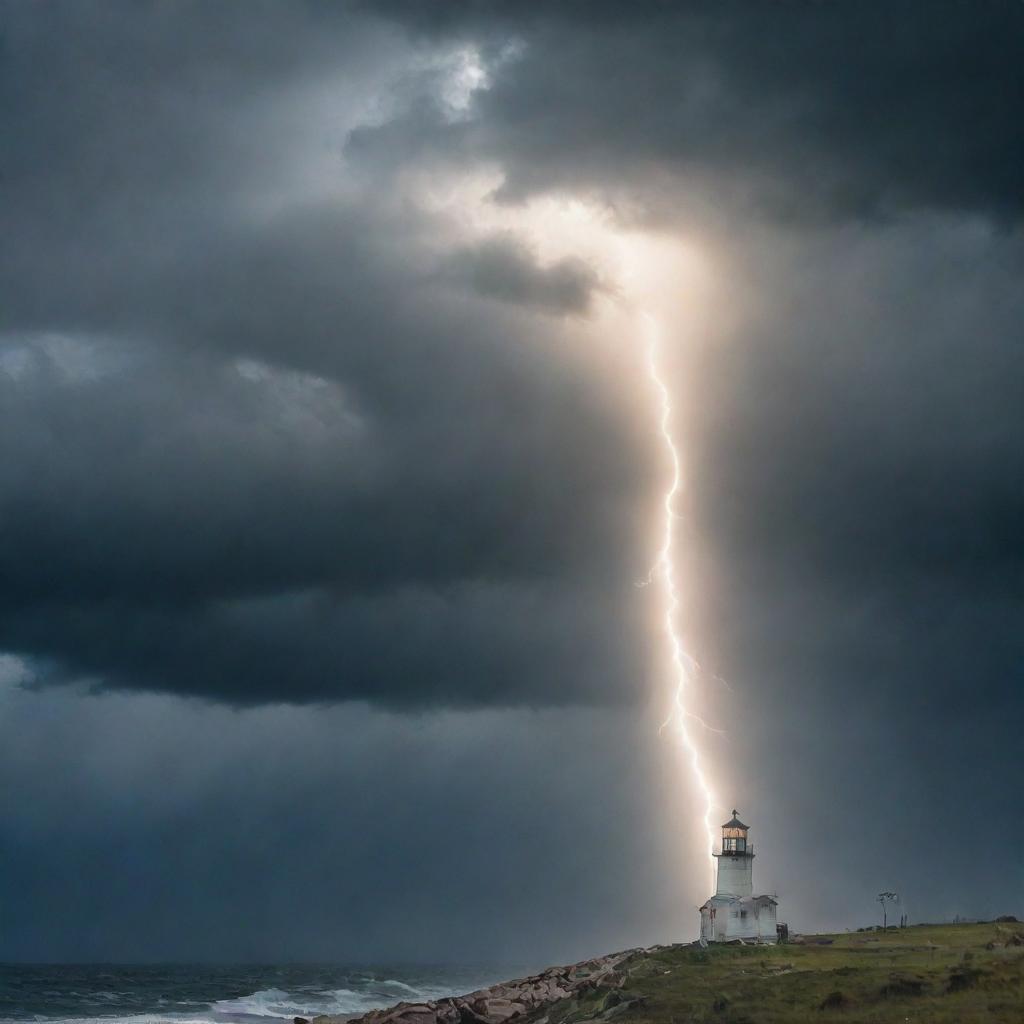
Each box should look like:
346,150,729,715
0,964,516,1024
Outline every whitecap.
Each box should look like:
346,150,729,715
379,983,418,995
210,987,383,1021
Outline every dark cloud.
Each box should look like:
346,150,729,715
447,234,603,314
7,581,644,708
0,226,649,705
0,2,660,708
373,0,1024,223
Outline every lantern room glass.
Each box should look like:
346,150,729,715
722,827,747,853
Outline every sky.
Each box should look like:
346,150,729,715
2,1,1022,963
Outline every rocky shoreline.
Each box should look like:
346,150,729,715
308,949,649,1024
299,921,1024,1024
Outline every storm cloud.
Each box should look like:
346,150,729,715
378,0,1024,222
1,0,1022,961
0,2,653,707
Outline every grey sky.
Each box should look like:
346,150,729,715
1,1,1021,961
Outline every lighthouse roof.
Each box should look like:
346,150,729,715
722,809,749,829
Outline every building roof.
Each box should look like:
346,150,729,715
700,893,778,910
722,809,749,829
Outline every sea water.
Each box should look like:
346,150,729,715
0,964,515,1024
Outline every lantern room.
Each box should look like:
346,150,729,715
721,810,750,854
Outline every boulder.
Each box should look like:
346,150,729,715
372,1002,439,1024
434,1001,461,1024
468,997,526,1023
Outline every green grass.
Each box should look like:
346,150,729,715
550,922,1024,1024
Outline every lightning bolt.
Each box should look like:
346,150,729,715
641,312,717,892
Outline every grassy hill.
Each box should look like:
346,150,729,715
545,921,1024,1024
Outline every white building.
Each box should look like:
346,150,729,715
698,810,779,944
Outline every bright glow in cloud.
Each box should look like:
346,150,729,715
439,47,490,118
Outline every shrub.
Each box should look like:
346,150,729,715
819,991,847,1010
947,967,982,993
879,976,925,998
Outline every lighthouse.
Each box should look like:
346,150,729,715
698,809,780,943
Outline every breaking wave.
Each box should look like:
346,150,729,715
211,986,386,1019
0,964,511,1024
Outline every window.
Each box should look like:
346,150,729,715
740,911,748,920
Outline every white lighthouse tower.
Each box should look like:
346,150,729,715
698,809,779,943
